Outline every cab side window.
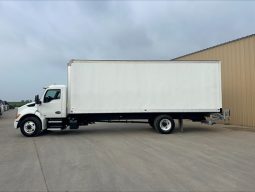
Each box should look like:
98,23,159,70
44,89,61,103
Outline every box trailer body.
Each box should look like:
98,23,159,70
68,60,221,114
14,60,224,137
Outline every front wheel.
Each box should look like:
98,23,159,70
154,115,175,134
20,117,42,137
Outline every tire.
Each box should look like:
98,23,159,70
154,115,175,134
20,117,42,137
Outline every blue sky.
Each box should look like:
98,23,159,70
0,0,255,101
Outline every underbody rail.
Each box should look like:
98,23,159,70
97,120,148,124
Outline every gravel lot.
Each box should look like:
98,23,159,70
0,109,255,192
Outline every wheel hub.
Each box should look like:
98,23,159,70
159,119,172,131
24,121,36,134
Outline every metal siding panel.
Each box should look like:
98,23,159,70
243,38,252,126
251,37,255,127
228,44,236,124
239,40,245,125
233,42,239,125
220,46,227,118
175,36,255,127
225,40,237,125
249,38,254,127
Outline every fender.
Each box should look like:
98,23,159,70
14,106,47,130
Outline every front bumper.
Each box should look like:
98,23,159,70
14,120,19,129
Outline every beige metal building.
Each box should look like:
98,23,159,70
174,34,255,127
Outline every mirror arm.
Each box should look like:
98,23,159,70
35,94,41,105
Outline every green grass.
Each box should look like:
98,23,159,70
8,101,31,108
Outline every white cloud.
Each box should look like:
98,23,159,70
0,1,254,100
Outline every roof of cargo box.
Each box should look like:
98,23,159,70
68,60,220,66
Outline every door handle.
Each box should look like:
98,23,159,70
55,111,61,114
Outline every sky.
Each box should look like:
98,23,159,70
0,0,255,101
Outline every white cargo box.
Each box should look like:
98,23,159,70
67,60,222,114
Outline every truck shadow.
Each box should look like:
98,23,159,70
43,126,153,136
42,124,220,137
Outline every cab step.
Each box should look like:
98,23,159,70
47,128,62,131
47,119,66,129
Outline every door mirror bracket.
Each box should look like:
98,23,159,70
35,95,41,105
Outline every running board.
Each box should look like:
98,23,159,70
48,120,62,123
47,128,62,131
47,119,66,129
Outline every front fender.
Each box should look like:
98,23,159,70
14,107,46,130
35,111,47,130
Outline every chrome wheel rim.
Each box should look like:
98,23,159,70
159,119,172,131
24,121,36,134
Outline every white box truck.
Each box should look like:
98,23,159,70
14,60,224,137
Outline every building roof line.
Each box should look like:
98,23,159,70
172,33,255,60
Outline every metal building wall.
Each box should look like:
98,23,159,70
175,35,255,127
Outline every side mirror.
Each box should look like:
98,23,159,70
35,95,41,105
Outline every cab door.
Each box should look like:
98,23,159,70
39,89,62,118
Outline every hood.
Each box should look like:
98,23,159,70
26,102,36,107
18,102,36,113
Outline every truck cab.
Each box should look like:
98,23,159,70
14,85,67,136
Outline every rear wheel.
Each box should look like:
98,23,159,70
20,117,42,137
154,115,175,134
